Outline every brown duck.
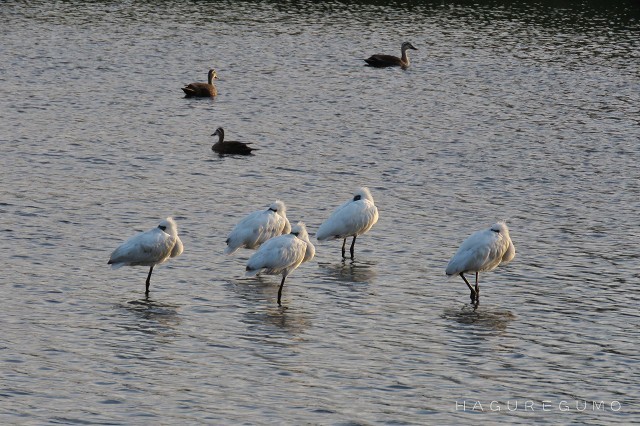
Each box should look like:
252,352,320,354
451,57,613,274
364,42,417,69
211,127,257,155
182,69,218,97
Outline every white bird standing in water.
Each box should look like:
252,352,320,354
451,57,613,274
245,222,315,306
224,200,291,255
108,217,184,295
445,221,515,304
316,187,379,259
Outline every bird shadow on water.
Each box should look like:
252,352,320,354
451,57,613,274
441,303,516,333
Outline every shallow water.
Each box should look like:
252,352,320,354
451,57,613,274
1,0,639,424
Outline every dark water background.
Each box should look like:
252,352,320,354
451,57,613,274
1,0,639,423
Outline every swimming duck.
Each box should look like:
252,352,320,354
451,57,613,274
211,127,257,155
182,69,218,97
364,42,417,69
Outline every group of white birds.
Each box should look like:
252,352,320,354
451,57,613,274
108,187,515,306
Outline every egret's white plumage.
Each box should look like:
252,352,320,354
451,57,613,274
108,217,184,294
445,221,515,303
300,224,316,264
224,200,291,255
316,187,379,259
245,222,314,306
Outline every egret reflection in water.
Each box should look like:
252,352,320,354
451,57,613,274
116,298,181,336
317,260,378,284
226,276,301,307
243,305,310,336
442,304,516,332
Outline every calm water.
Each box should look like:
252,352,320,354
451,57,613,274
1,0,639,424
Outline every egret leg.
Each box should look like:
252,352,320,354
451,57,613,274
277,275,287,306
460,273,476,302
475,272,480,303
145,266,154,295
350,235,357,259
341,238,347,258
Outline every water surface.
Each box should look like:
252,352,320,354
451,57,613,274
1,1,639,424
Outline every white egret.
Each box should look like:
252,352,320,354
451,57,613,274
224,200,291,255
108,217,184,295
245,222,314,306
445,221,515,303
316,187,379,259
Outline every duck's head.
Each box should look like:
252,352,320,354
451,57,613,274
401,42,417,52
211,127,224,138
208,69,218,80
